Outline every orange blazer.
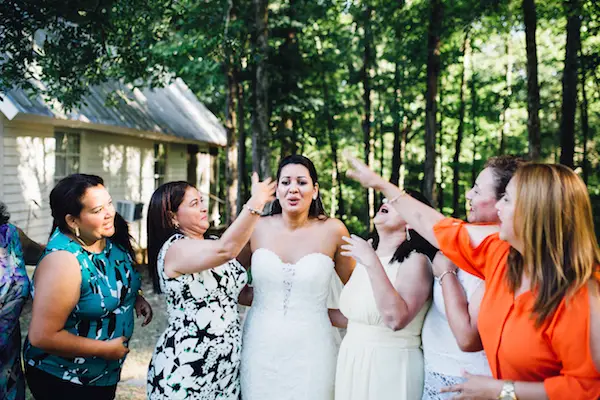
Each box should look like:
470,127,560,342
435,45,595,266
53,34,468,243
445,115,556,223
434,217,600,400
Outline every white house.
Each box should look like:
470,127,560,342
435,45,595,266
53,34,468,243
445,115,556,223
0,78,226,247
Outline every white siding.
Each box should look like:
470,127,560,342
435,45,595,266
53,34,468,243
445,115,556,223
166,143,187,182
1,119,216,248
1,119,55,243
81,131,156,247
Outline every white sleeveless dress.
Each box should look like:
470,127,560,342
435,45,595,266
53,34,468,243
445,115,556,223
335,255,429,400
240,248,338,400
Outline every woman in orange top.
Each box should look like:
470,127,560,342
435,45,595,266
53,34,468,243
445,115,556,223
345,156,600,400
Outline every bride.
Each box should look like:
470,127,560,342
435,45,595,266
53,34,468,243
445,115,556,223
239,154,355,400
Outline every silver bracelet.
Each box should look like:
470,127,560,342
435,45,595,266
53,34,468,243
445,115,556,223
436,269,457,284
245,204,263,216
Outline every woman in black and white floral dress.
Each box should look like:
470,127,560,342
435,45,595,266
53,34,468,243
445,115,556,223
146,175,275,400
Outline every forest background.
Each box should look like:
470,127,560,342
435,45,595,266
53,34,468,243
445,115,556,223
2,0,599,237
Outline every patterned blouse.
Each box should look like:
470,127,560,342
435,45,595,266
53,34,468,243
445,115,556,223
0,224,29,400
23,229,141,386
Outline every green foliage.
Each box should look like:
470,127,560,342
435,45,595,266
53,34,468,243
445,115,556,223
1,0,599,234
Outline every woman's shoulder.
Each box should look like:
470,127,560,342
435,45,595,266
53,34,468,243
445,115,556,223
316,216,347,233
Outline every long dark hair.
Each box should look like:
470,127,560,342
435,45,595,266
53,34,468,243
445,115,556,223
49,174,135,262
0,201,9,226
147,181,192,293
268,154,327,219
370,189,438,264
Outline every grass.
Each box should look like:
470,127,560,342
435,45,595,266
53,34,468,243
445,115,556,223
20,270,168,400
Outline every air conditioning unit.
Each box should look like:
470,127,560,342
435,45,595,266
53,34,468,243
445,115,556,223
115,200,144,222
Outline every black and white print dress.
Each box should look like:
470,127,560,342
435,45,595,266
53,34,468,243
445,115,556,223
147,234,248,400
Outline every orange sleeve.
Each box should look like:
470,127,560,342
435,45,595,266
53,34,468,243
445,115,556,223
543,289,600,400
433,217,508,280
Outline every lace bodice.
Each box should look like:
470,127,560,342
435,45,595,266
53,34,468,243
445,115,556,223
241,248,338,400
250,248,334,317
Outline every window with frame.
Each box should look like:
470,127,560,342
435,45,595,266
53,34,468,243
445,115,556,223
54,131,81,183
154,143,167,188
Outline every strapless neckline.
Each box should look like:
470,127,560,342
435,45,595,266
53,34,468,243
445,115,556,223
253,247,334,266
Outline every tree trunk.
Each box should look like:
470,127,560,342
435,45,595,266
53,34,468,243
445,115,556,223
559,0,581,169
252,0,271,178
424,0,443,205
522,0,541,160
471,73,478,187
437,74,444,212
236,80,247,209
322,70,345,218
579,52,589,183
452,32,470,218
362,5,374,230
225,70,239,225
500,33,513,155
391,62,403,186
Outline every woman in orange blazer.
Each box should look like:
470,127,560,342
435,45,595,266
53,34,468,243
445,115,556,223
343,157,600,400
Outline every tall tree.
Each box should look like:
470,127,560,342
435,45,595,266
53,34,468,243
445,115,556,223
252,0,271,178
452,31,470,218
424,0,443,204
559,0,582,168
362,4,375,230
499,32,513,155
522,0,541,160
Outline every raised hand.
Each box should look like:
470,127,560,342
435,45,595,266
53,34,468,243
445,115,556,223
344,153,385,189
340,235,381,269
248,172,276,210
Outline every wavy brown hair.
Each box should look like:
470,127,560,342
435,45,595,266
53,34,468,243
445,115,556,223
506,164,600,327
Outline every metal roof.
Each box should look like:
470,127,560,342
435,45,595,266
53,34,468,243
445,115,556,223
0,78,226,146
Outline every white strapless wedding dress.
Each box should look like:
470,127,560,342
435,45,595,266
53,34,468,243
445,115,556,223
240,248,338,400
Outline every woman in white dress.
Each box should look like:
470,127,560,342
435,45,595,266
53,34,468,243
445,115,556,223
239,155,355,400
420,156,523,399
334,190,437,400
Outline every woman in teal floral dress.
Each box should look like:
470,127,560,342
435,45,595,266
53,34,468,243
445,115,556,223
0,202,43,400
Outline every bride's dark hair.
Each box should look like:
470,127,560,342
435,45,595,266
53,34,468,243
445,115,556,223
267,154,327,220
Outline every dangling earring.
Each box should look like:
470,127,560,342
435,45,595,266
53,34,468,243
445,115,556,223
312,194,317,200
75,226,80,237
406,226,411,241
174,221,180,230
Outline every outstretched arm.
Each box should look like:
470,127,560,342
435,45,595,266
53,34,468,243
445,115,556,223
345,155,444,247
164,173,275,278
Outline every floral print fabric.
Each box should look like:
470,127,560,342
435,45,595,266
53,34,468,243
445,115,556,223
23,229,141,386
147,234,248,400
0,224,29,400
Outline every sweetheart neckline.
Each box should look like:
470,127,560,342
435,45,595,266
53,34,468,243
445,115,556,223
253,247,334,266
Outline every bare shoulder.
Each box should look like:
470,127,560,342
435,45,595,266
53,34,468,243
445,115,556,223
321,217,349,236
34,250,81,286
404,252,433,276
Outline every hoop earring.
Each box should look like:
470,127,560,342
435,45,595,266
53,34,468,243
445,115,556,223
406,226,411,241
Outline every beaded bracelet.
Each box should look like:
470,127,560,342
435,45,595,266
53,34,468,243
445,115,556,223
437,269,457,285
245,204,263,216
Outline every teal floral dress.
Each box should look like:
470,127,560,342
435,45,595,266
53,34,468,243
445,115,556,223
0,223,29,400
23,229,141,386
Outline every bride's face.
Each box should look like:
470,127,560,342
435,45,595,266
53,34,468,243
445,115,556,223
276,164,318,215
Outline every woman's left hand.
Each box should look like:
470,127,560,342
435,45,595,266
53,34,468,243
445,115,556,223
341,235,380,269
135,295,153,327
440,371,503,399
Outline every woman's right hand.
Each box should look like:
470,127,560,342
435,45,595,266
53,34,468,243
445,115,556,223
247,172,276,210
103,336,130,360
345,153,385,189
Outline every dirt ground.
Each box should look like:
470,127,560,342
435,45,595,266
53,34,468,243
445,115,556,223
20,270,167,400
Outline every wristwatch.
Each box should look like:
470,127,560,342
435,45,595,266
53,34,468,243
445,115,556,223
498,381,517,400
